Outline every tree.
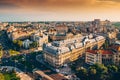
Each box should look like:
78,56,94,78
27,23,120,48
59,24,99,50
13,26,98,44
11,77,20,80
13,40,17,44
13,40,23,50
0,45,2,50
0,73,4,80
76,68,88,80
17,40,23,48
0,45,3,58
89,68,96,75
89,63,108,80
30,41,39,48
91,63,108,74
88,68,97,80
9,49,20,56
107,65,118,73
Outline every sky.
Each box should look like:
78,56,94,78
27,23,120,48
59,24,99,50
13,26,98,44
0,0,120,22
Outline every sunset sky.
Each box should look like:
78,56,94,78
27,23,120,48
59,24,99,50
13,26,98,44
0,0,120,21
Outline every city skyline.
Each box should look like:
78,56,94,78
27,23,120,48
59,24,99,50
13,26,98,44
0,0,120,21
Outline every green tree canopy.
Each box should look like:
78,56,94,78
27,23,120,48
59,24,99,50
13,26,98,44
76,68,88,80
89,68,97,75
9,49,20,56
17,40,23,48
88,63,108,80
107,65,118,73
30,41,39,48
13,40,23,50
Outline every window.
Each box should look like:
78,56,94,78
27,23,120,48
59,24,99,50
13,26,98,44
102,55,106,58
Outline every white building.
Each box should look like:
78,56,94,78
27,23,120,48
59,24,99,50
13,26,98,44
31,31,48,47
85,50,102,65
85,49,118,65
22,39,32,49
43,34,105,67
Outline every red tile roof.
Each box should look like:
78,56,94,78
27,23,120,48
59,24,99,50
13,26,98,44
86,50,113,55
100,50,113,54
86,50,97,54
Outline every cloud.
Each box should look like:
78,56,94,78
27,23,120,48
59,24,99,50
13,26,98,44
0,0,119,8
97,0,120,8
99,0,120,2
0,2,20,9
0,0,96,8
0,0,120,13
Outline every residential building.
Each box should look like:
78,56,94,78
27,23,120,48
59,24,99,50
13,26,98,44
8,30,35,41
86,50,113,65
85,50,102,65
85,45,120,65
22,39,32,49
31,31,48,47
55,25,68,34
43,34,105,68
49,32,79,41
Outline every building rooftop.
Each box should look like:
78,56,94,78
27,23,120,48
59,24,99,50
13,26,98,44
44,35,105,55
87,50,113,55
109,45,120,52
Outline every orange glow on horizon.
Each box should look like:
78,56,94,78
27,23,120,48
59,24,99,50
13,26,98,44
0,0,120,21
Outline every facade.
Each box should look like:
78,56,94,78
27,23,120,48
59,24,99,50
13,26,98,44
55,25,68,34
7,26,15,33
8,30,35,41
85,50,102,65
108,31,117,39
48,28,57,35
7,26,35,41
31,31,48,47
110,45,120,65
22,39,32,49
49,33,81,41
85,50,113,65
85,45,120,65
48,25,69,41
43,34,105,68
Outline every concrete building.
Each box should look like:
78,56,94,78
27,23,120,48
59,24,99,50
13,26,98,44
22,39,32,49
85,50,102,65
31,31,48,47
86,50,113,65
49,32,81,41
43,34,105,68
55,25,68,34
85,45,120,65
8,30,34,41
108,31,117,39
7,26,15,33
49,25,69,41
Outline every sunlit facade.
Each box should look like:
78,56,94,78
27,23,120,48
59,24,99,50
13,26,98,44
43,34,105,67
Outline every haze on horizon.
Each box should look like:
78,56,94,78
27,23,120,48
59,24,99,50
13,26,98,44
0,0,120,22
